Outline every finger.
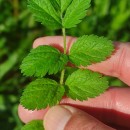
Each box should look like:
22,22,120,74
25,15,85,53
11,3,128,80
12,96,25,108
61,88,130,128
18,105,48,123
44,105,115,130
33,36,76,53
33,36,130,86
18,88,130,128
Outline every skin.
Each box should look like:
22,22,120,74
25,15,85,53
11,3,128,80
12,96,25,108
18,36,130,130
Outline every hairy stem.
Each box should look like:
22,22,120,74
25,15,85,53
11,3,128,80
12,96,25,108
60,28,67,85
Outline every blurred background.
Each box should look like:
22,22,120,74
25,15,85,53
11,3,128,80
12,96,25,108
0,0,130,129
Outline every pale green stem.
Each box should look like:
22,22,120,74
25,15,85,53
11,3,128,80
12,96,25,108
62,28,67,54
60,28,67,85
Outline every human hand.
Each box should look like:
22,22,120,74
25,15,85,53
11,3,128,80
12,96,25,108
18,36,130,130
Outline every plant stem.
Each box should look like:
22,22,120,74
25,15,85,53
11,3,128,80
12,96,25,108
60,69,65,85
60,28,67,85
62,28,67,55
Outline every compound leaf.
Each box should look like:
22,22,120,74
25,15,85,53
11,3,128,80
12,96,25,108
65,69,109,101
20,45,68,77
21,120,44,130
28,0,62,29
63,0,91,28
20,78,65,110
69,35,114,66
28,0,91,29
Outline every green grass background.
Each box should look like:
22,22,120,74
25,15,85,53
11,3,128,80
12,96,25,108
0,0,130,129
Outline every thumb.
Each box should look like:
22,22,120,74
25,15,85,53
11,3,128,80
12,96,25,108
44,105,115,130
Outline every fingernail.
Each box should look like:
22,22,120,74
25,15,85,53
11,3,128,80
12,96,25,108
44,105,72,130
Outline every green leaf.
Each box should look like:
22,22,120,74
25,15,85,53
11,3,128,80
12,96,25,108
20,45,68,77
28,0,62,29
61,0,73,13
64,67,78,80
20,78,65,110
63,0,91,28
65,69,109,101
21,120,44,130
51,0,73,13
69,35,114,66
50,1,60,12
